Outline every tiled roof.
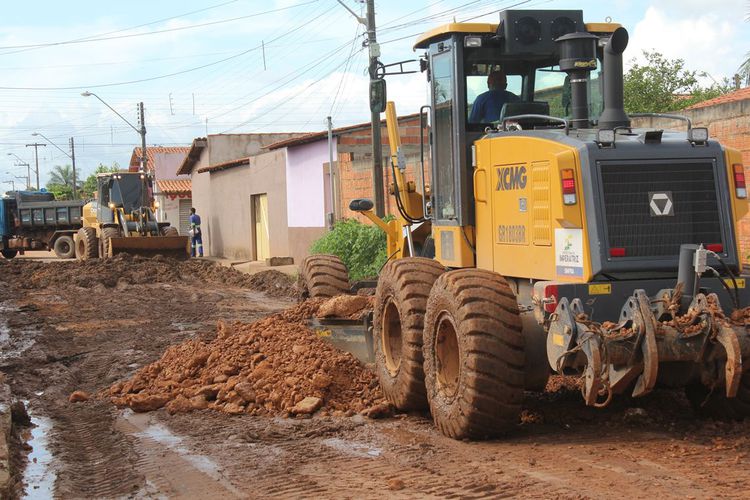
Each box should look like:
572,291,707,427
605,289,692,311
265,112,422,150
686,87,750,110
129,146,191,170
156,179,191,194
197,157,250,174
176,138,207,175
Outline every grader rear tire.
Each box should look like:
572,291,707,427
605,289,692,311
686,373,750,420
300,254,350,298
373,257,445,411
75,227,98,260
99,227,121,259
423,269,525,440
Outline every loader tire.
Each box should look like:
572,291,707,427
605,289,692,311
686,374,750,420
1,250,17,259
99,227,121,259
161,226,179,237
75,227,98,260
53,235,75,259
373,257,445,411
300,254,350,298
423,269,525,440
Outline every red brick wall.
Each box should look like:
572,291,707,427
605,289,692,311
336,116,430,223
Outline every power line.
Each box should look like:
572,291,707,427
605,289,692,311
0,1,319,53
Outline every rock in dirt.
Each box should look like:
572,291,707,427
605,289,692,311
108,301,384,417
316,295,373,320
10,401,30,426
291,396,323,415
387,478,405,491
68,390,90,403
361,402,394,419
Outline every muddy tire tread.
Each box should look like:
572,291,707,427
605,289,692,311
423,268,525,440
300,254,350,298
373,257,445,411
76,227,98,260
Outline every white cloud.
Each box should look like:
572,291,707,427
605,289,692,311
627,6,742,80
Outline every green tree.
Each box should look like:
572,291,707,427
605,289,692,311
46,164,83,200
81,162,120,198
310,219,388,281
624,51,732,113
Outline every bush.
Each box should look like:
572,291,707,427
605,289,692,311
310,218,388,281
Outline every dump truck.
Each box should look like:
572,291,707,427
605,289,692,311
74,171,188,260
0,190,84,259
301,9,750,440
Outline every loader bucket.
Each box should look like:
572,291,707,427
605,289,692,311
108,236,190,260
547,287,750,408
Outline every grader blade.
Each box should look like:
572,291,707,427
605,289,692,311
548,287,750,407
109,236,190,260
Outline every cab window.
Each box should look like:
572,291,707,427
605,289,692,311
533,65,603,121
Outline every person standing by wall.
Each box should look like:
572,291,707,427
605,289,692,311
189,207,203,257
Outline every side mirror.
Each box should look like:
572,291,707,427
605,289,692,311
349,198,374,212
370,79,387,113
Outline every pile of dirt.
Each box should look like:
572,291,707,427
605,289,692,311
0,254,297,298
315,295,374,320
108,300,384,417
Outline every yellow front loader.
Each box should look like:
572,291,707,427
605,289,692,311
74,171,189,260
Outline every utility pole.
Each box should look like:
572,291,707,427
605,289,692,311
69,137,77,199
25,143,45,190
366,0,385,217
138,102,147,173
327,116,336,229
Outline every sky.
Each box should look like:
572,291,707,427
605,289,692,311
0,0,747,188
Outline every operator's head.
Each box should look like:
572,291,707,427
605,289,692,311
488,70,508,91
190,207,196,214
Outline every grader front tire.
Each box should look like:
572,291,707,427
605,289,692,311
99,227,121,259
300,254,350,298
373,257,445,411
423,269,525,440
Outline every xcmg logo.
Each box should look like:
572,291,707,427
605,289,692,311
496,166,527,191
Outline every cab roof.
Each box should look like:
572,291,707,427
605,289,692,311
413,21,621,50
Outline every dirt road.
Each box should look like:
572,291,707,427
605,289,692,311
2,256,750,498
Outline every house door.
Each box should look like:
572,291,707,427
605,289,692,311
253,194,270,260
178,199,192,236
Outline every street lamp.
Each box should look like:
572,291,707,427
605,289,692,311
31,132,77,199
81,91,147,172
6,153,32,189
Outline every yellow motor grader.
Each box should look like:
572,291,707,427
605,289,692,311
74,171,189,260
301,9,750,440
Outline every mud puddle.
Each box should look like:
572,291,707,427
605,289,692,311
116,410,243,497
22,409,56,499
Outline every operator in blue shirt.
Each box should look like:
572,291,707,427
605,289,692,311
468,70,520,124
189,207,203,257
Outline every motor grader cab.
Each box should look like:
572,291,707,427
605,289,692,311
301,9,750,440
74,171,189,259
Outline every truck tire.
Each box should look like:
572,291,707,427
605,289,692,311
300,254,350,298
75,227,97,260
99,227,121,259
423,269,525,440
373,257,445,411
161,226,179,237
686,375,750,420
53,235,76,259
1,249,17,259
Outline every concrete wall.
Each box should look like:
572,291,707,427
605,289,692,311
286,139,332,228
206,149,289,261
153,152,189,180
208,133,302,166
632,100,750,257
